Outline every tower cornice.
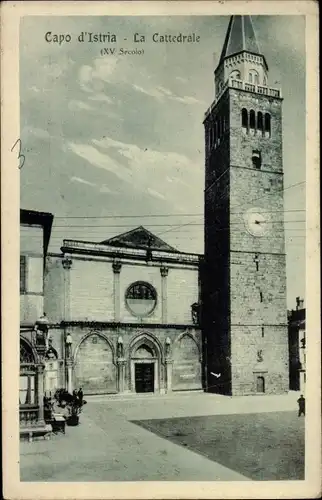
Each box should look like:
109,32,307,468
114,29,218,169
204,81,282,122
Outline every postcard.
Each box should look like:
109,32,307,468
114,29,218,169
1,1,320,499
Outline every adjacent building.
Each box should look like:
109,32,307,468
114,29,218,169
288,297,306,392
20,209,54,437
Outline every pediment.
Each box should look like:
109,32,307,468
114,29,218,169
101,226,178,252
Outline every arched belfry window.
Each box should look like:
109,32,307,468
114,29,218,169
249,110,256,135
249,69,259,85
257,112,263,136
241,108,248,134
263,76,267,86
264,113,271,138
230,70,241,80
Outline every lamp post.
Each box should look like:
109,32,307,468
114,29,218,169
165,337,173,393
117,336,126,393
65,333,73,394
33,313,50,426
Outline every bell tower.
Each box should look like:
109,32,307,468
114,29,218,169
203,15,289,395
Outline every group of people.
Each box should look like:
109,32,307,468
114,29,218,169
72,388,84,405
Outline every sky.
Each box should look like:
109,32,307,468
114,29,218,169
20,15,306,308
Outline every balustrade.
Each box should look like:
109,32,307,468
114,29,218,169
205,79,281,119
20,405,39,427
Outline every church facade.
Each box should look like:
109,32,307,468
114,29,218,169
44,227,203,395
203,15,289,395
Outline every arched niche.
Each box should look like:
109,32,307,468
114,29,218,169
172,333,202,392
74,332,117,395
20,338,37,406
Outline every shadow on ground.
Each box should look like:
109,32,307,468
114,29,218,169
132,411,305,480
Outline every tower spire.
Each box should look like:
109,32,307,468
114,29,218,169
219,15,262,64
211,15,272,103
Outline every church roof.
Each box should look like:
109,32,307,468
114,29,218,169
100,226,179,253
219,15,263,64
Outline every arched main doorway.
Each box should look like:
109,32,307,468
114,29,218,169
172,334,202,391
130,337,160,393
74,334,116,395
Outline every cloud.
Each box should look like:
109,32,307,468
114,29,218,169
132,84,165,99
174,95,205,105
70,176,96,187
22,126,51,140
70,176,114,195
132,81,204,106
87,135,203,212
147,188,166,200
176,76,188,84
78,57,203,107
68,142,132,183
79,57,120,93
88,93,114,104
68,100,94,112
99,185,112,194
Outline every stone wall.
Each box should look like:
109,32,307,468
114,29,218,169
45,254,199,326
44,255,65,323
20,225,44,324
62,325,202,395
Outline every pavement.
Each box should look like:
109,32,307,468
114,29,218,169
20,391,301,482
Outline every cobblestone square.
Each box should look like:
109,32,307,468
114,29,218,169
133,411,304,480
20,392,304,482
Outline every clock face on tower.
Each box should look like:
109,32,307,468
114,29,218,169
244,208,270,237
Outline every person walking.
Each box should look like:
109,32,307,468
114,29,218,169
78,387,83,404
297,394,305,416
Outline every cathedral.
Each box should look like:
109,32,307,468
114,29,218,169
20,15,289,406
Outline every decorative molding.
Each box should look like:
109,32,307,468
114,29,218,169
112,259,122,274
61,321,201,330
129,331,164,364
61,239,200,265
62,255,72,270
160,266,169,278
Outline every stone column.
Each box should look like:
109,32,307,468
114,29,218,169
112,260,122,322
62,256,72,321
62,256,73,392
37,364,45,425
160,266,169,323
117,359,126,393
66,359,73,394
165,360,173,393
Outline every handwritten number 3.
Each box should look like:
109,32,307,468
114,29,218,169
11,139,25,170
